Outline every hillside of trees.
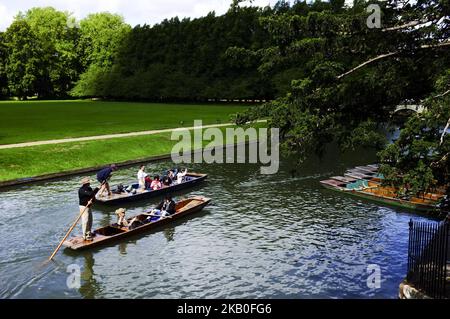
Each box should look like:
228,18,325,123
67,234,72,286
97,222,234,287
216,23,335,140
0,1,363,101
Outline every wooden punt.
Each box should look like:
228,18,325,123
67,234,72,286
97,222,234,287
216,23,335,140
355,188,441,212
347,169,377,177
320,179,347,190
351,167,377,175
63,196,211,251
320,179,442,212
95,172,207,205
355,165,379,172
344,172,373,180
330,176,358,183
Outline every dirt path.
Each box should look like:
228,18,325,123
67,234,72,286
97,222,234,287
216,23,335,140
0,121,265,150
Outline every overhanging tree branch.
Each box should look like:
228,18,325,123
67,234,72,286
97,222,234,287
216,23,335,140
382,19,428,32
337,41,450,80
337,52,397,79
440,118,450,146
434,89,450,99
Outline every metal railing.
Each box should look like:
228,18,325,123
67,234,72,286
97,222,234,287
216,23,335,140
407,219,449,299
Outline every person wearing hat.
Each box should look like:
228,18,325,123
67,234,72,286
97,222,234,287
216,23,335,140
115,208,142,229
78,177,100,241
96,164,117,197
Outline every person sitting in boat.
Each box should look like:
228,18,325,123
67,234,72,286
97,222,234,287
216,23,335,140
137,165,148,191
115,208,143,230
176,168,188,184
157,194,176,216
96,164,117,197
145,176,153,189
146,195,176,222
168,169,176,180
150,175,162,190
161,174,172,187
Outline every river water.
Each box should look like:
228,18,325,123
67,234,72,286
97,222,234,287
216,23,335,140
0,147,437,299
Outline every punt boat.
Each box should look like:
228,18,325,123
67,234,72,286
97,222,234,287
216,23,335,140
95,172,207,205
330,176,358,183
63,196,211,251
321,173,444,213
344,171,374,180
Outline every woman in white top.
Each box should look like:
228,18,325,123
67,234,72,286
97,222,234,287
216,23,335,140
137,165,147,190
176,168,187,184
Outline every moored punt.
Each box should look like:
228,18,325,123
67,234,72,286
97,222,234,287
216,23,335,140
320,178,443,212
320,179,347,190
320,163,447,213
347,169,384,183
355,165,379,172
347,168,376,176
344,172,373,180
354,188,441,212
330,176,358,183
352,167,377,175
95,173,207,205
63,196,211,251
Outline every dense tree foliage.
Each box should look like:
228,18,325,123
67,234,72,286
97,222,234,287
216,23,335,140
70,13,131,97
0,32,8,97
1,3,347,101
235,0,449,191
3,19,43,99
72,7,274,100
3,8,81,98
1,8,128,99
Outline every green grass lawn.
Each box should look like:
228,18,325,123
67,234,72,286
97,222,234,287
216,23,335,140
0,124,263,182
0,100,250,145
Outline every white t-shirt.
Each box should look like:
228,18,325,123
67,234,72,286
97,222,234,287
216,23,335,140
137,170,147,186
176,170,187,184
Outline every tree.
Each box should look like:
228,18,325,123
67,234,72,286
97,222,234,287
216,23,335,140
4,20,42,99
78,13,131,69
379,72,450,195
4,7,81,98
0,32,8,97
70,13,130,97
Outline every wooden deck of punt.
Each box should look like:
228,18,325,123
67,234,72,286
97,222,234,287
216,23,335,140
95,173,207,205
63,196,211,251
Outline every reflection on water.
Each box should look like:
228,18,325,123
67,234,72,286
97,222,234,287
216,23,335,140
0,147,438,299
79,252,100,299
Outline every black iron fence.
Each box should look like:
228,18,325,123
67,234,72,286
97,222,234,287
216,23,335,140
407,219,449,299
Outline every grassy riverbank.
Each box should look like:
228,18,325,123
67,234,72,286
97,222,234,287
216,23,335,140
0,124,264,182
0,100,250,145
